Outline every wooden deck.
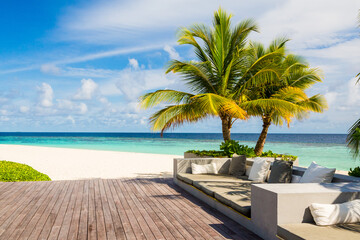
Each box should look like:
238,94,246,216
0,178,260,240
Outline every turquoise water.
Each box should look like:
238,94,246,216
0,133,357,171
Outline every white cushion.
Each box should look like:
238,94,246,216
310,199,360,226
299,161,336,183
248,158,271,182
291,174,302,183
191,163,218,175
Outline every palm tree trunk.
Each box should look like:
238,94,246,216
254,117,271,156
221,116,232,141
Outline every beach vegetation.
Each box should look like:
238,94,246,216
0,160,51,182
348,166,360,177
187,140,297,160
140,8,257,141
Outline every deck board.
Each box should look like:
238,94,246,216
0,178,261,240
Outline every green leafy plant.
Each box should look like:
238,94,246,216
348,166,360,177
186,150,227,158
0,161,51,182
187,141,297,160
220,140,242,157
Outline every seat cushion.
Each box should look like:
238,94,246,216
177,173,247,185
278,223,360,240
194,181,253,217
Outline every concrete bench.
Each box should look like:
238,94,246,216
173,157,360,240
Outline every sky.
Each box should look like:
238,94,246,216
0,0,359,134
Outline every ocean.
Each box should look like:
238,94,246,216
0,132,357,171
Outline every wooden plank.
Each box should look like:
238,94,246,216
117,179,157,240
77,180,89,240
87,179,97,240
4,181,57,240
67,180,85,240
18,181,67,240
102,179,126,240
112,179,147,240
0,178,261,240
45,180,76,240
98,179,117,240
35,181,73,240
0,182,33,218
151,178,227,239
127,179,175,240
133,179,198,239
0,182,42,237
131,178,184,240
57,180,81,240
108,179,137,240
94,179,107,240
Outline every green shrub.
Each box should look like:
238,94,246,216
186,140,297,161
0,161,51,182
348,166,360,177
220,140,241,157
186,150,227,158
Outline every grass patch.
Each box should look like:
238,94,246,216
0,160,51,182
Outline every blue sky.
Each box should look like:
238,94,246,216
0,0,359,133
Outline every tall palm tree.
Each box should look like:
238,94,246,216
140,8,258,140
240,39,327,155
346,10,360,158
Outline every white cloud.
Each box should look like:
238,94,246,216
79,103,88,114
57,99,88,114
115,66,177,101
40,64,61,75
74,79,98,100
37,83,53,107
66,115,75,124
55,0,281,44
19,106,29,113
324,92,338,107
164,45,180,59
256,0,360,49
347,77,360,105
129,58,139,69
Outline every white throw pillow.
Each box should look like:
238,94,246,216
191,163,218,175
248,158,271,182
310,199,360,226
291,174,302,183
299,162,336,183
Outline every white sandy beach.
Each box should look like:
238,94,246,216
0,144,182,180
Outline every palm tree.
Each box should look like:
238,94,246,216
140,8,258,140
346,10,360,158
239,39,327,155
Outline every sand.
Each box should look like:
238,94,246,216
0,144,182,180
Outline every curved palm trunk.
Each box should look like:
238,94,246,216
221,115,232,141
254,116,271,156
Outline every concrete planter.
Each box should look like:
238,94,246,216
184,152,299,166
184,152,215,158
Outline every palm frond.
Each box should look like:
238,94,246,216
192,93,248,119
139,90,194,109
149,103,207,135
347,118,360,158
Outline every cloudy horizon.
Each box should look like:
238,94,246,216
0,0,359,133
